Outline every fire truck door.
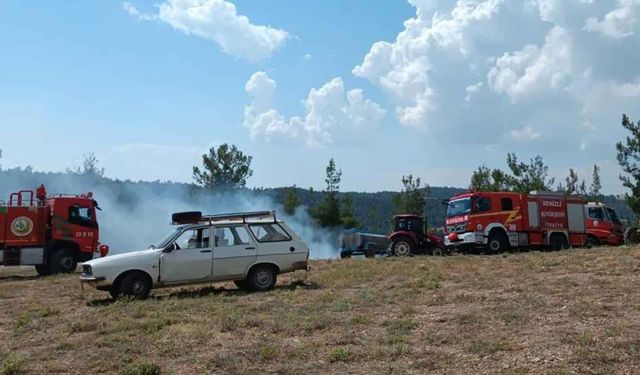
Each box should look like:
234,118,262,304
528,201,539,229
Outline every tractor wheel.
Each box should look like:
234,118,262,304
431,246,444,256
391,239,413,257
35,265,51,276
487,232,509,254
585,235,600,249
119,272,151,299
47,248,77,274
247,265,277,292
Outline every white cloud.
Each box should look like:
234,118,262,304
353,0,503,127
243,72,385,146
465,81,483,102
487,26,573,102
303,53,312,61
123,0,289,62
585,0,640,39
510,125,541,140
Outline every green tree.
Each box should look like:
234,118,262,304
282,186,301,215
366,207,379,233
506,153,554,193
470,165,511,191
70,153,105,177
311,158,343,227
394,175,429,215
589,164,602,201
616,114,640,215
193,144,253,189
340,194,360,228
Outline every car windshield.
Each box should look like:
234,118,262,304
150,228,181,249
606,208,621,224
447,198,471,217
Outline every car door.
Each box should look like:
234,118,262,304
212,225,257,280
160,227,213,285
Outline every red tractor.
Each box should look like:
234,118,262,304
388,214,445,256
0,185,109,276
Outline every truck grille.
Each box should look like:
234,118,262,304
447,224,467,233
82,265,92,276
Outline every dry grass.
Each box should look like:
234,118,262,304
1,247,640,374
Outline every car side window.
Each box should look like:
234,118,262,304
249,224,291,243
213,226,253,247
173,228,209,250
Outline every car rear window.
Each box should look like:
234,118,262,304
249,223,292,243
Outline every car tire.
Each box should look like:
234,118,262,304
119,272,151,299
234,280,249,290
35,264,51,276
47,248,77,274
247,265,277,292
391,239,413,257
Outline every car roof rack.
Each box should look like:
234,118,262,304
203,210,277,223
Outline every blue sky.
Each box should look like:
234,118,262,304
1,0,639,194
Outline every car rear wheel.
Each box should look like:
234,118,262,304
247,266,277,292
391,239,413,257
118,272,151,299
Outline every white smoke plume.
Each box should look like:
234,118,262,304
0,169,340,259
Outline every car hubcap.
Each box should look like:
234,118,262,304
132,280,145,294
395,242,410,256
256,270,272,287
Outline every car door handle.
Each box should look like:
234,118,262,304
245,247,256,250
200,250,212,253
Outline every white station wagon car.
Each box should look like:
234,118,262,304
80,211,309,299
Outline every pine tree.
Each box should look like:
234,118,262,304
193,143,253,189
589,164,602,201
340,194,360,229
394,175,429,215
282,186,301,215
616,114,640,215
310,158,343,227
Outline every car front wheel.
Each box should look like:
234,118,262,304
118,272,151,299
247,266,277,292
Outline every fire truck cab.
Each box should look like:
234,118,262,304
444,191,587,253
0,186,108,276
584,202,623,246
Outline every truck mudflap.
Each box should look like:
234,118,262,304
0,247,45,266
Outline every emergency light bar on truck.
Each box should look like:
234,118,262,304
171,210,277,225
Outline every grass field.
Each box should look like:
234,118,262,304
1,247,640,374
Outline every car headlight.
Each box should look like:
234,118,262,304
82,265,93,276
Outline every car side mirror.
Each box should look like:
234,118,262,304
164,243,177,253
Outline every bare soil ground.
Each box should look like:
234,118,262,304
1,247,640,374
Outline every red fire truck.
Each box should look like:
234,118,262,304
444,191,587,252
0,186,108,275
584,202,623,246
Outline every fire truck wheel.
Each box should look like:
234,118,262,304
585,235,599,248
549,234,568,251
487,232,509,254
119,272,151,299
391,239,413,257
48,248,77,274
35,265,51,276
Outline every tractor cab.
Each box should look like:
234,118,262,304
388,214,444,257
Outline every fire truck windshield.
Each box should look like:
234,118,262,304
447,198,471,217
606,208,621,224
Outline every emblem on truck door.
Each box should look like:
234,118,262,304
11,216,34,237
